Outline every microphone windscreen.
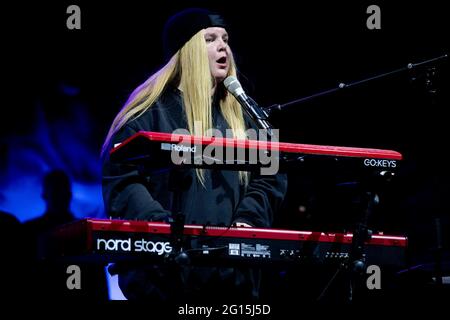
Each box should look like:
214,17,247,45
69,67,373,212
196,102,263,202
224,76,242,96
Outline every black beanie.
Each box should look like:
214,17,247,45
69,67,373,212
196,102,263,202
162,8,227,61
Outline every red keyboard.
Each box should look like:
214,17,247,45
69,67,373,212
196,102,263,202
45,218,407,268
109,131,402,180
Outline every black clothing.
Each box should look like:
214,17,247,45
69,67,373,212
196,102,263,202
102,85,287,228
102,85,287,301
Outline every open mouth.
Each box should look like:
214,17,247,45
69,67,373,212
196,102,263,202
216,57,227,65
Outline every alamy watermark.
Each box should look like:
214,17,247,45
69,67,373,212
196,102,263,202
366,5,381,30
169,123,280,175
66,5,81,30
66,264,81,290
366,264,381,290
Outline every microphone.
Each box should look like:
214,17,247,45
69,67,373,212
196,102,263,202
223,76,273,136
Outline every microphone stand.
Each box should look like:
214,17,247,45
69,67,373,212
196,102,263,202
274,54,447,303
245,96,275,137
347,191,378,303
167,169,190,266
263,54,447,114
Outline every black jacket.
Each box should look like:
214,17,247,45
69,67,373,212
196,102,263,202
102,85,287,227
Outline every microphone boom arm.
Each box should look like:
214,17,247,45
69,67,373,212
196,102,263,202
264,53,448,114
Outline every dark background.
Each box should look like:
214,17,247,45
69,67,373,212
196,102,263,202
1,0,449,294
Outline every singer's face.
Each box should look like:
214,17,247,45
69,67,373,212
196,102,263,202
204,27,230,83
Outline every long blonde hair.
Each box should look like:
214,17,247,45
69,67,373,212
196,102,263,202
102,30,249,185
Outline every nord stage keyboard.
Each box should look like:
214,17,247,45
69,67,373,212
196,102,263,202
44,218,407,268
